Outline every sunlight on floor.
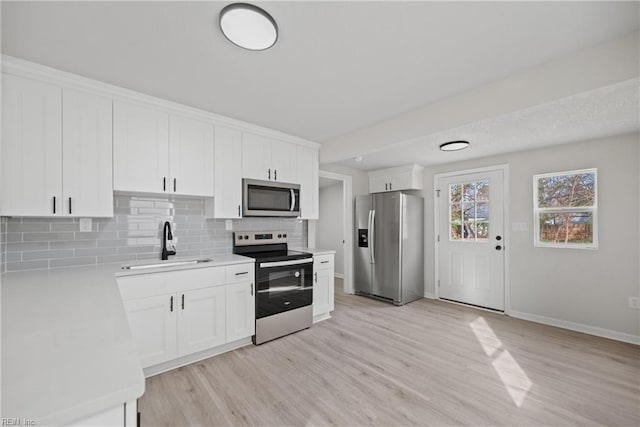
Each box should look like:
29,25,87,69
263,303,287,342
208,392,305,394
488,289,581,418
470,316,533,407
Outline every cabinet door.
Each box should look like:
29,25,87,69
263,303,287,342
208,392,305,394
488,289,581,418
241,132,271,180
177,286,226,357
226,281,255,342
113,101,169,193
1,74,62,216
270,139,297,183
369,175,388,193
214,126,243,218
169,115,214,197
123,295,177,368
296,146,319,219
314,267,335,316
62,89,113,217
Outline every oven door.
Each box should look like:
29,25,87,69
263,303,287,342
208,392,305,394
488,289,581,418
243,179,300,217
256,258,313,319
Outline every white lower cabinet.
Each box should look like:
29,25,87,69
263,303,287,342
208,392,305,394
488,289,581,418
123,294,177,368
118,263,255,371
313,253,335,321
226,281,256,342
67,400,137,427
177,286,226,356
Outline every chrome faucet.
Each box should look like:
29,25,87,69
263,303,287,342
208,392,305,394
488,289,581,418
161,221,176,260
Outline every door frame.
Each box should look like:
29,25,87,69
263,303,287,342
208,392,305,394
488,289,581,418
433,164,510,313
307,170,354,294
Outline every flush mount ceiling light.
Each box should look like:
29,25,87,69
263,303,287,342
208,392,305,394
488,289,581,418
219,3,278,51
439,140,470,152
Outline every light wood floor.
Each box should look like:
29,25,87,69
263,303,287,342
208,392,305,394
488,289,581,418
139,279,639,426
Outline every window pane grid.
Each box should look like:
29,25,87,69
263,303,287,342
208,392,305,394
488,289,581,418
533,168,597,248
449,180,489,242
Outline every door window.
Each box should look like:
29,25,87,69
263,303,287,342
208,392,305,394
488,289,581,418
449,180,489,242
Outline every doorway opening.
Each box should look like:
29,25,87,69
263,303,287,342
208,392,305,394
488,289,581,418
308,170,354,294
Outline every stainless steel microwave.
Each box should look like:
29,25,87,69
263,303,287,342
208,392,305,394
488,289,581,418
242,179,300,217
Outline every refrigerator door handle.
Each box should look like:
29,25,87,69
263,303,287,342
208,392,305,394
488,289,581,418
367,210,373,264
370,209,376,264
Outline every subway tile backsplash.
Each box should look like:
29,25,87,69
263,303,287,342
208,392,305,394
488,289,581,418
0,195,307,273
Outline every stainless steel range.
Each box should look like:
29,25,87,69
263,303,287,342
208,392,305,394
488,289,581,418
233,231,313,345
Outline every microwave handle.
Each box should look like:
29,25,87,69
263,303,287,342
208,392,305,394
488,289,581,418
290,189,296,211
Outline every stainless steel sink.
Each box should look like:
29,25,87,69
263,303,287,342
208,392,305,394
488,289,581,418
121,258,214,270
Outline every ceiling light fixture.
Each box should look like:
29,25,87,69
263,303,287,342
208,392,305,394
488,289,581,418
439,140,470,152
219,3,278,51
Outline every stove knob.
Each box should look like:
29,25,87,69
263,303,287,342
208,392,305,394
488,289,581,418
278,234,282,238
238,235,243,240
244,235,249,240
283,234,287,238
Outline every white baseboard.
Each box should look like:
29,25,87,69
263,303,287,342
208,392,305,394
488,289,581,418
509,310,640,345
334,273,344,279
423,292,435,299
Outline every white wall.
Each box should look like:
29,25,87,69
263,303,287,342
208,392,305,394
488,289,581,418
320,163,369,197
318,183,344,275
424,133,640,341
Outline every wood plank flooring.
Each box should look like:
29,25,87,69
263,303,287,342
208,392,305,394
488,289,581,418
139,279,640,426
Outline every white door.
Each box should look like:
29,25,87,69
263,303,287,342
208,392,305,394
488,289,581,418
113,100,169,193
169,115,214,197
1,74,62,216
123,294,177,368
437,169,505,311
296,145,319,219
62,89,113,217
314,267,335,316
177,286,226,356
214,126,243,218
270,139,297,183
241,132,271,180
225,281,255,342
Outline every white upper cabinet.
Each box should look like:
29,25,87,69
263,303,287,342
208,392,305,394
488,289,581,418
296,146,319,219
62,89,113,217
1,74,112,217
242,132,297,183
169,115,214,197
113,100,170,194
211,126,243,218
1,74,62,216
368,164,424,193
114,102,215,196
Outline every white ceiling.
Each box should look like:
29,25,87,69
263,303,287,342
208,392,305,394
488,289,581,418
338,78,640,170
2,1,638,144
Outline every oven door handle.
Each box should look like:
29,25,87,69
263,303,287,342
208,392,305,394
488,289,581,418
259,258,312,268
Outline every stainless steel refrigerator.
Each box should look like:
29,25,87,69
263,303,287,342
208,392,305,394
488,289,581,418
354,192,424,305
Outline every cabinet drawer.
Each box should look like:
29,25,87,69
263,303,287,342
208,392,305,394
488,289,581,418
226,263,255,283
118,266,226,300
314,254,334,271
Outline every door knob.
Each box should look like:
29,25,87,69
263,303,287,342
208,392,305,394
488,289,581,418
495,245,502,251
496,235,502,241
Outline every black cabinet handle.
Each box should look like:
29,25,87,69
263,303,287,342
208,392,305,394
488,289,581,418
181,294,185,310
68,197,72,215
53,196,56,214
170,296,173,312
163,177,166,191
321,260,329,264
238,205,241,217
385,183,388,190
389,182,392,190
274,170,277,181
174,178,177,192
315,272,318,282
235,271,248,276
250,283,254,296
268,168,271,180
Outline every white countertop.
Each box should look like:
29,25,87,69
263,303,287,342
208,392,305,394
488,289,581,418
292,247,336,256
1,254,254,425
